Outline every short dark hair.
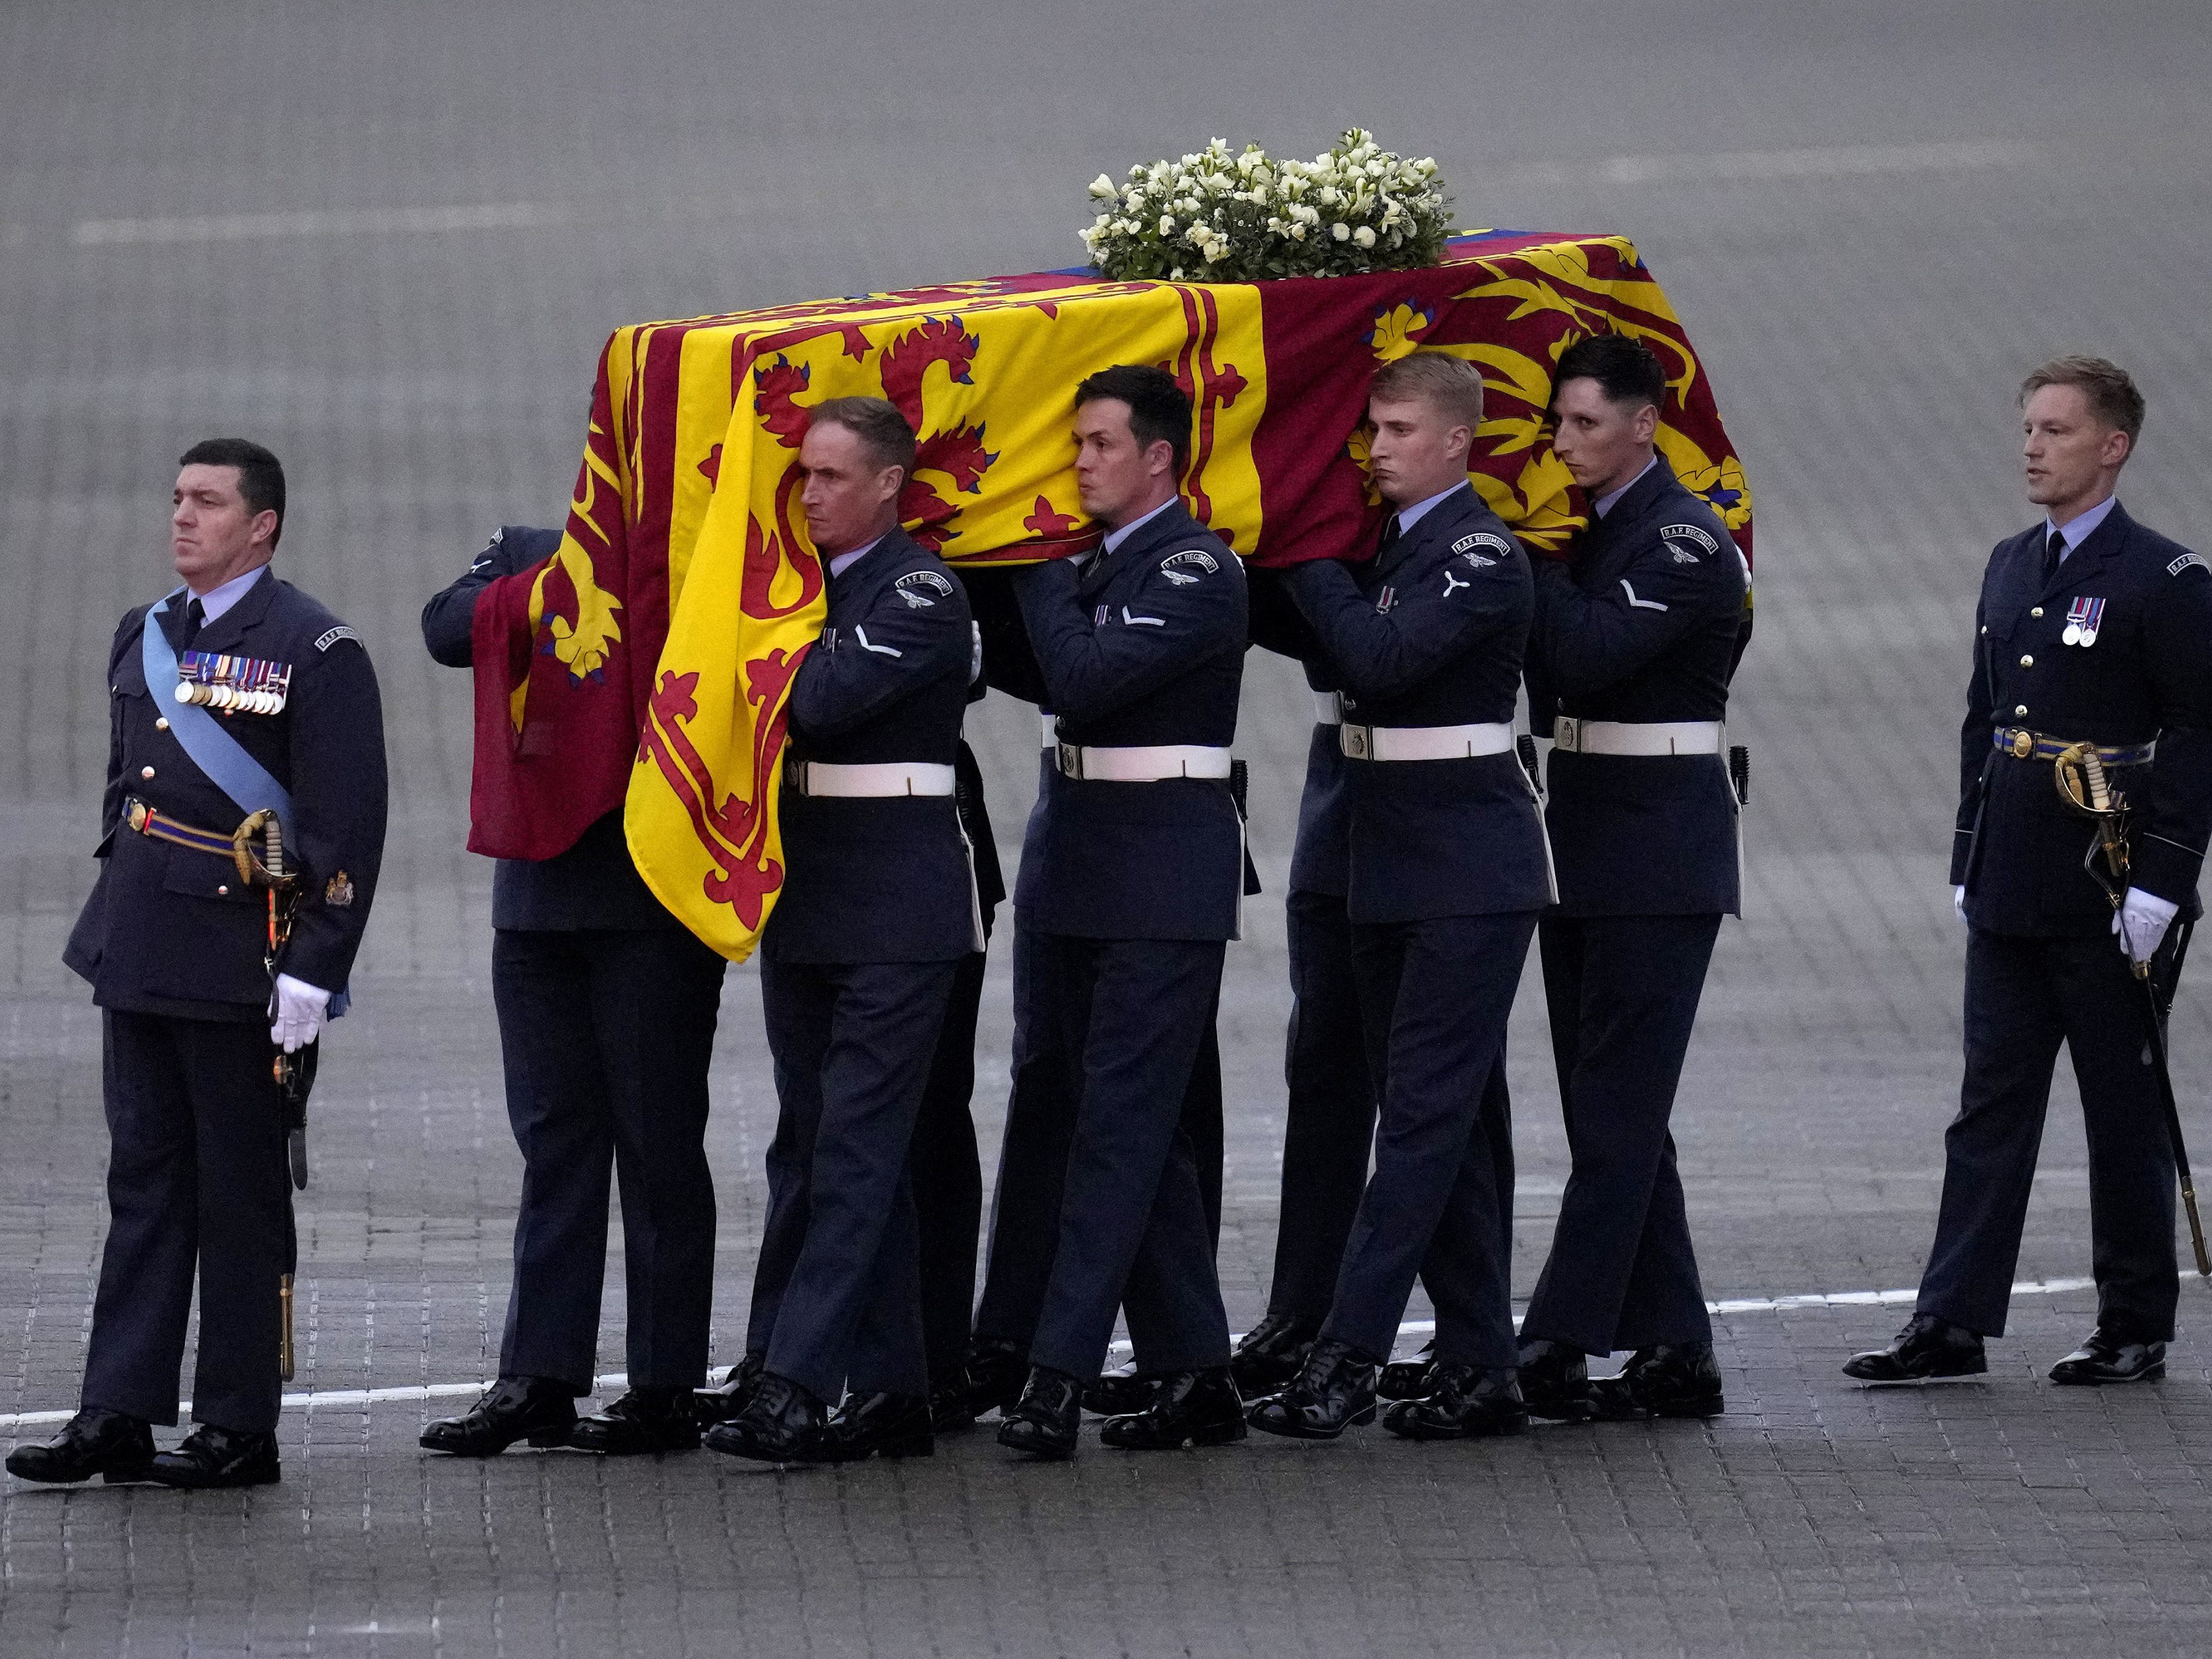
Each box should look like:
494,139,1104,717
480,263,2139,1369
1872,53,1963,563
179,437,286,548
1076,364,1192,475
1551,334,1667,416
2021,355,2145,445
808,396,917,482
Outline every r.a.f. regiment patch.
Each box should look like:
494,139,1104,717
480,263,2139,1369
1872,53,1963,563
2168,551,2207,577
313,625,362,653
1159,549,1219,585
1452,531,1513,562
1659,523,1720,554
894,569,954,608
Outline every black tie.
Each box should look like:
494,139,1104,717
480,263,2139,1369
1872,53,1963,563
2042,527,2065,586
1376,515,1400,558
179,596,206,652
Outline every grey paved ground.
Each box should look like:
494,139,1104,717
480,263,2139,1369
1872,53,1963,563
4,2,2212,1654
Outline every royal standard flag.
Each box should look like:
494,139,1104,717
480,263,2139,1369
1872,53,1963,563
466,231,1753,959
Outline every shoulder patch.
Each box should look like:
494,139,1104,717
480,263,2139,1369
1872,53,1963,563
1658,523,1720,554
1451,531,1513,559
894,569,955,608
314,625,362,653
1159,549,1220,585
2168,552,2206,577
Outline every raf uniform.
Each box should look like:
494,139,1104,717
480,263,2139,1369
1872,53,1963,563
706,527,978,1463
419,527,727,1457
1519,456,1748,1420
1894,501,2212,1367
995,500,1246,1457
1253,482,1551,1441
54,566,386,1482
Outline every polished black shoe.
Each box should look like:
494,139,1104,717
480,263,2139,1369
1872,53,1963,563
694,1352,766,1424
703,1371,828,1464
1229,1312,1321,1398
567,1386,701,1454
819,1392,935,1462
421,1375,578,1456
1383,1364,1528,1440
2049,1328,2166,1386
996,1366,1083,1460
1376,1339,1437,1402
5,1409,156,1485
1247,1338,1379,1440
1590,1344,1726,1420
1516,1338,1593,1422
1099,1368,1246,1451
928,1380,977,1434
1841,1314,1987,1385
1081,1361,1156,1417
964,1336,1027,1417
147,1424,280,1489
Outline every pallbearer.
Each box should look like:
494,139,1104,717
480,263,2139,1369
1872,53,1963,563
704,397,979,1465
1249,354,1551,1444
1846,358,2212,1387
9,441,387,1489
1516,334,1750,1422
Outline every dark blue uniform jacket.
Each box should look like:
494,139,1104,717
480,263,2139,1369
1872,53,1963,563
66,568,390,1020
1249,571,1350,898
1951,503,2212,936
1283,483,1550,924
1525,458,1748,918
766,529,979,965
1014,502,1247,942
421,525,676,931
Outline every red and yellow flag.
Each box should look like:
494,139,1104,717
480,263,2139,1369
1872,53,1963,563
467,231,1753,959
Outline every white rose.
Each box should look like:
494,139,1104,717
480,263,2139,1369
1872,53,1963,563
1331,221,1352,242
1289,222,1308,241
1089,174,1118,199
1353,225,1376,248
1159,214,1176,236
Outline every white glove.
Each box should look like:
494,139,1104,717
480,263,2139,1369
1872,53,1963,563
271,973,332,1054
2114,887,2180,966
1953,885,1968,926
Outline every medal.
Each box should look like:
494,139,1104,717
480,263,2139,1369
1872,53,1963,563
2063,596,2104,648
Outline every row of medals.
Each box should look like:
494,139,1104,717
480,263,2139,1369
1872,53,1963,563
175,680,287,715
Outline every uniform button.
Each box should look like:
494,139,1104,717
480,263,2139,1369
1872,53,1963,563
216,884,229,896
2031,606,2044,617
154,717,170,731
2015,705,2029,716
1979,625,1987,636
2019,654,2033,667
140,765,155,780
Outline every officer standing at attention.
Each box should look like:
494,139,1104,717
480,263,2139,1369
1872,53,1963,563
416,526,727,1458
706,397,978,1465
1249,354,1551,1444
1847,357,2212,1387
995,365,1247,1459
9,441,387,1489
1515,334,1749,1423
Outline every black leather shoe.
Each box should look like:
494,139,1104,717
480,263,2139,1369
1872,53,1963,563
1841,1314,1987,1384
2049,1328,2166,1386
567,1386,700,1454
694,1353,766,1424
702,1372,828,1464
1247,1338,1379,1440
964,1337,1026,1417
1590,1344,1726,1420
1099,1368,1245,1451
421,1376,578,1456
6,1409,156,1485
1229,1312,1321,1398
1376,1339,1437,1402
819,1392,935,1461
928,1381,977,1434
1516,1339,1592,1422
996,1366,1082,1460
146,1424,280,1489
1081,1362,1156,1417
1384,1364,1528,1440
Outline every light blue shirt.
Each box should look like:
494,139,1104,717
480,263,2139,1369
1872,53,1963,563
190,563,271,625
1395,480,1471,535
1592,456,1658,521
1101,496,1177,557
2046,495,2118,560
826,535,886,580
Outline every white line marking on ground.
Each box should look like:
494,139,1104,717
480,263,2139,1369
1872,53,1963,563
71,201,568,246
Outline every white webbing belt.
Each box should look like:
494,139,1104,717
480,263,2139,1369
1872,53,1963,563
787,761,956,798
1553,718,1722,756
1040,712,1058,750
1056,743,1233,782
1339,721,1514,762
1313,690,1344,726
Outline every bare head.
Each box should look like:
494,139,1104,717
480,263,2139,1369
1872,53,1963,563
1547,334,1664,503
171,438,284,593
2020,356,2141,527
1365,353,1485,507
1072,364,1190,530
799,396,915,557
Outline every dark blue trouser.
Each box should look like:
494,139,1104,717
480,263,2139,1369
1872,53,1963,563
972,910,1224,1353
83,1011,291,1432
491,927,726,1391
758,955,960,1403
1522,912,1721,1355
1917,927,2180,1341
1324,910,1537,1370
1027,935,1232,1379
1266,888,1376,1319
748,948,988,1390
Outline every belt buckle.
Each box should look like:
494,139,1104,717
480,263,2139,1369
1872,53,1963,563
781,758,808,795
2008,727,2035,760
1556,716,1581,754
1056,740,1084,780
126,799,150,834
1340,723,1371,761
